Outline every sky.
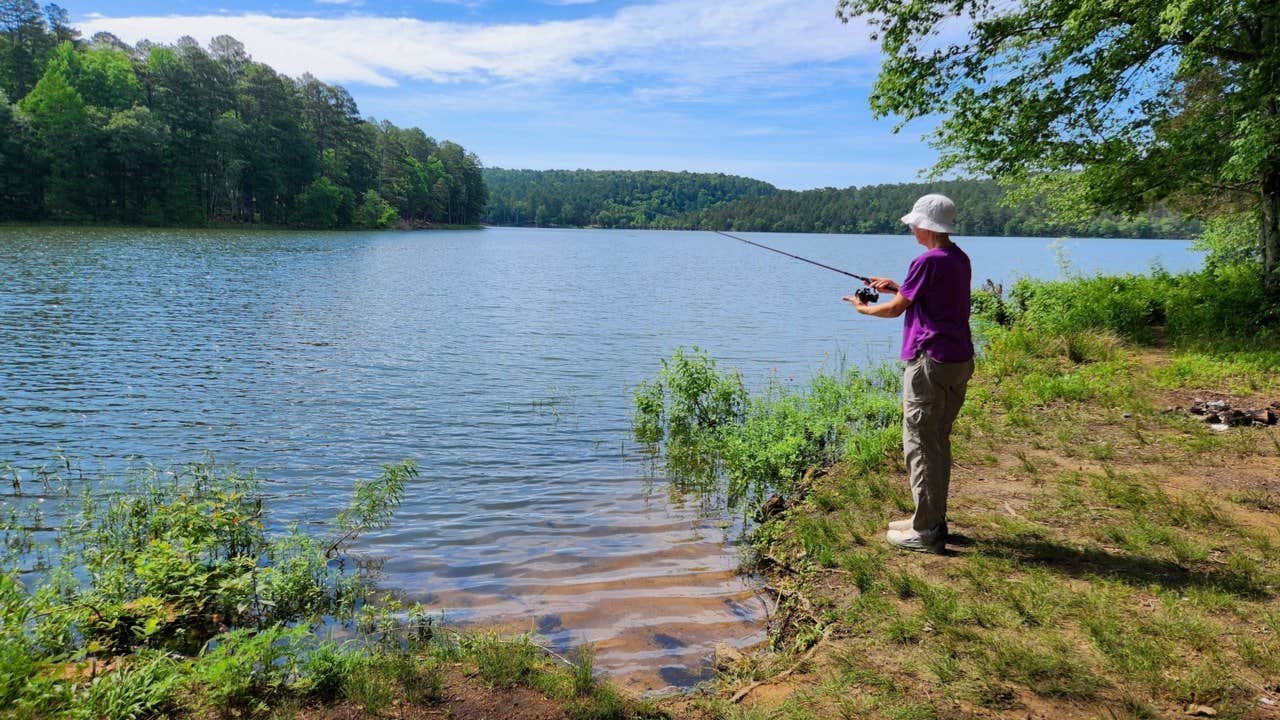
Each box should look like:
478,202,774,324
68,0,943,190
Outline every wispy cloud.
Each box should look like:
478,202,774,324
77,0,878,91
74,1,929,188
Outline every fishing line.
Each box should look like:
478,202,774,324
713,230,896,294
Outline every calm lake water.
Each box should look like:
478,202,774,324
0,226,1200,691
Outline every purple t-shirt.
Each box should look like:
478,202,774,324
897,244,974,363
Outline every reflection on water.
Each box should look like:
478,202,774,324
0,226,1199,691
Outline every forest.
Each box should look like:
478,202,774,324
483,169,1202,238
482,168,776,229
0,3,487,228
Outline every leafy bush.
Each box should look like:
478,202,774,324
294,176,356,228
186,625,309,715
1005,273,1168,343
632,347,747,485
301,640,363,701
73,651,182,720
633,349,901,512
987,261,1278,347
1194,212,1259,270
0,459,415,718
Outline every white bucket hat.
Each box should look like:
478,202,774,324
900,194,957,235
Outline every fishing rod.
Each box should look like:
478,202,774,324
713,230,895,300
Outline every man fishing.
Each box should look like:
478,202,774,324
844,194,974,553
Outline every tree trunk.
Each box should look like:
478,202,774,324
1263,167,1280,297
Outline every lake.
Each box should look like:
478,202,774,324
0,226,1200,692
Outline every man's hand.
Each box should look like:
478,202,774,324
866,276,899,293
846,287,912,318
842,294,869,314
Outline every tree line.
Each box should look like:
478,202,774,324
483,169,1201,238
482,168,775,229
0,3,486,228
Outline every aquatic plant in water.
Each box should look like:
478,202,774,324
633,348,902,514
0,458,416,717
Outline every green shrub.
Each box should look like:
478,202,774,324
72,651,181,720
1006,273,1167,343
997,261,1277,347
355,189,399,229
0,459,416,718
301,641,363,701
632,347,747,486
633,349,901,513
1194,212,1259,270
186,625,309,715
294,176,356,228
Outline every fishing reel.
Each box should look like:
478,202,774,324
854,287,880,304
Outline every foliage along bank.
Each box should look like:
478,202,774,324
0,459,664,720
0,6,487,229
483,169,1201,238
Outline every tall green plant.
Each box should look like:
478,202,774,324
632,347,747,486
0,459,416,661
633,349,901,512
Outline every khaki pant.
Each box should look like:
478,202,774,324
903,353,974,532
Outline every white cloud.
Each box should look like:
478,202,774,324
76,0,879,91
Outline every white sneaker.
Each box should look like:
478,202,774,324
886,527,946,553
889,519,947,535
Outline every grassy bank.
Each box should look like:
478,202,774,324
633,249,1280,718
0,461,663,720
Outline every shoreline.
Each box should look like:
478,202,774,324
0,221,1192,241
0,221,484,232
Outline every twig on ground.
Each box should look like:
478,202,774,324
730,624,835,703
762,552,803,576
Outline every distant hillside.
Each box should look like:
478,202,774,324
483,170,1201,239
482,168,776,228
681,180,1201,238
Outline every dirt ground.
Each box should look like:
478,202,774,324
297,668,577,720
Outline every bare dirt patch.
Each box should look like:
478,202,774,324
298,668,577,720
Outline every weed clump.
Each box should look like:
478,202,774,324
633,348,901,513
0,459,418,719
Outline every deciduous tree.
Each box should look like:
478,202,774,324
836,0,1280,293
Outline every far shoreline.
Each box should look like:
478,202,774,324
1,221,1196,241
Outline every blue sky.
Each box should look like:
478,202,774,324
69,0,942,189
